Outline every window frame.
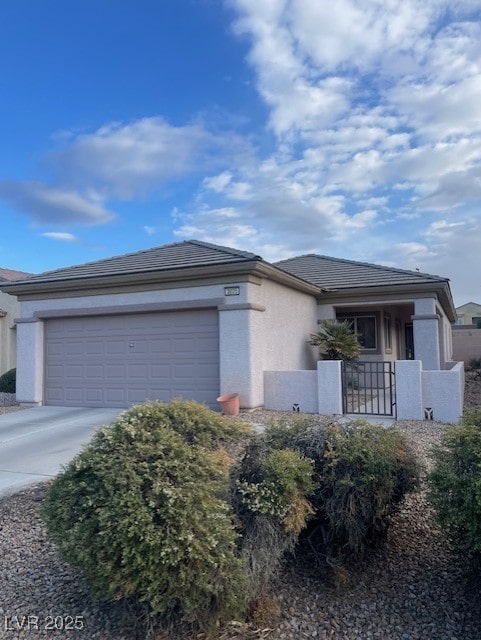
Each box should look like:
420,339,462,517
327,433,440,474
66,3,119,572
337,313,378,351
384,313,392,353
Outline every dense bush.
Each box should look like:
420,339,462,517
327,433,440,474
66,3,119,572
262,418,419,564
0,367,16,393
43,401,420,633
43,400,252,630
428,410,481,557
232,441,316,597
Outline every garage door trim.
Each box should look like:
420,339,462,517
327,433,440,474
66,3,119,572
34,297,226,320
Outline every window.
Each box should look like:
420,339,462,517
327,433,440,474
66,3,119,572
337,315,377,350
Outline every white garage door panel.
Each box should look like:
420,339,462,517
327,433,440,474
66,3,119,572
45,310,220,408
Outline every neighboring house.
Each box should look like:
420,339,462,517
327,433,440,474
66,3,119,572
455,302,481,326
0,240,457,413
0,268,32,377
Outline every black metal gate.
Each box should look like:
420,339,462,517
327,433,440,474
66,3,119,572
342,361,396,417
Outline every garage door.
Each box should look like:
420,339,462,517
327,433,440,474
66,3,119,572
45,310,220,408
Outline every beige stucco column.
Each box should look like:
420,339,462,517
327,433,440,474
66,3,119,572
412,298,441,370
15,318,44,404
218,303,265,409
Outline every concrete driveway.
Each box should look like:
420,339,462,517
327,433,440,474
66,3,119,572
0,406,123,497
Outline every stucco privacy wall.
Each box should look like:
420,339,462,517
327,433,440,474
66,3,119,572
421,362,464,424
264,370,318,412
265,360,463,424
264,361,343,415
452,326,481,364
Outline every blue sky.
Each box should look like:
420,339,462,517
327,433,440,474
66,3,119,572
1,0,481,305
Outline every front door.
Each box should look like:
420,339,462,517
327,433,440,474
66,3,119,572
405,323,414,360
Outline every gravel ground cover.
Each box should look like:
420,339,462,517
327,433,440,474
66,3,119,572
0,389,480,639
0,393,20,408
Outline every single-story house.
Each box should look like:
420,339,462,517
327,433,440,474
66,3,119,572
0,268,32,377
1,240,459,417
455,302,481,326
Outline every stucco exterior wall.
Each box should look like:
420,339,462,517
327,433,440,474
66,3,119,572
0,291,20,376
253,278,318,371
20,282,235,317
241,278,318,408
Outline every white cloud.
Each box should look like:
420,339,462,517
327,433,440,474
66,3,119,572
41,232,78,242
202,171,253,201
49,117,222,199
143,225,160,236
173,206,259,247
64,117,254,199
394,242,438,261
416,165,481,210
0,181,114,225
425,220,467,239
203,171,234,193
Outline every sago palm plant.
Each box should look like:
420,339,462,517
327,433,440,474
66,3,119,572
309,319,361,361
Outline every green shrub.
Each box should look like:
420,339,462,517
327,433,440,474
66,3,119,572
428,410,481,556
232,441,316,598
315,423,419,555
236,447,315,530
43,400,251,631
0,368,16,393
116,398,252,449
262,419,419,563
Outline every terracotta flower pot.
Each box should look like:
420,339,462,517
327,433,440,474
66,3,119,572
216,393,240,416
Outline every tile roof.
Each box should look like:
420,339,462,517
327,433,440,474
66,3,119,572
274,254,449,290
0,267,33,282
5,240,262,284
1,239,451,304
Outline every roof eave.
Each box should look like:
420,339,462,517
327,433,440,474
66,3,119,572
1,259,320,298
320,281,457,322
